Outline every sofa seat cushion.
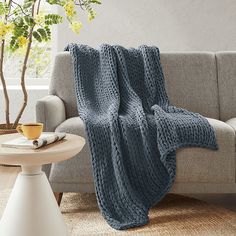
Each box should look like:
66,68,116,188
52,117,235,185
175,118,235,183
51,117,94,185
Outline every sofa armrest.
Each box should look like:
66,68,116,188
225,118,236,133
36,95,66,132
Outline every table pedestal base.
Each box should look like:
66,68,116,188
0,166,68,236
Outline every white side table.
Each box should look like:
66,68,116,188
0,133,85,236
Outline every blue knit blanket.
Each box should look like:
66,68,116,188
66,44,218,230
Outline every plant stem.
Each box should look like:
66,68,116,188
11,1,29,17
0,39,10,128
12,32,32,128
0,0,12,128
12,0,38,128
37,0,41,14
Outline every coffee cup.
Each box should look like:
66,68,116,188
16,123,43,140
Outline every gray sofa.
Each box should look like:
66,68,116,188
36,51,236,194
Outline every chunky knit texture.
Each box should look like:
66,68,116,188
66,44,218,230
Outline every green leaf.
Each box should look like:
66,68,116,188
90,0,102,4
44,14,63,25
10,36,19,51
0,2,9,15
39,28,50,40
37,28,47,39
46,0,59,4
23,16,35,26
33,31,42,42
44,26,51,39
12,17,30,40
33,26,51,42
23,0,35,9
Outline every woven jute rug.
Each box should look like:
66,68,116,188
1,190,236,235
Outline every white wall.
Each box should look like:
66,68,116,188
1,0,236,124
55,0,236,52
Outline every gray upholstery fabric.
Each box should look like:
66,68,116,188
48,117,235,194
171,183,236,194
49,52,220,120
49,117,94,186
161,52,219,119
36,95,67,177
49,53,79,118
175,118,235,183
36,95,66,132
226,118,236,133
216,52,236,121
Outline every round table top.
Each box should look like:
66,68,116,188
0,133,85,166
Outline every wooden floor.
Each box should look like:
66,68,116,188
0,166,235,212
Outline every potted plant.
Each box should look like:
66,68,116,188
0,0,101,135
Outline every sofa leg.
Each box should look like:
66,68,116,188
54,192,63,206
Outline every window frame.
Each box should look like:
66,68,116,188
5,78,50,87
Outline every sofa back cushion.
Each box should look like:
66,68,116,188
216,52,236,121
49,52,79,118
49,52,219,119
161,52,219,119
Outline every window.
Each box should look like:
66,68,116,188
4,2,52,87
